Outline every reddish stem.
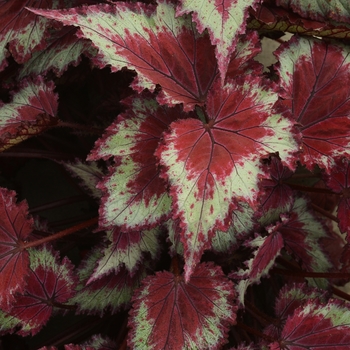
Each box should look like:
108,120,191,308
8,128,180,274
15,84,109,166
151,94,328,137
22,217,98,250
311,203,339,222
332,286,350,302
283,182,336,194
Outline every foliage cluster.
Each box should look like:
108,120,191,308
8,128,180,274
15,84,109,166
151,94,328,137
1,0,350,348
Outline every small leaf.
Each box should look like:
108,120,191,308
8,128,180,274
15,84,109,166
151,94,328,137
231,230,284,306
71,249,144,316
270,299,350,349
31,1,218,110
157,76,298,280
0,0,65,70
88,227,162,282
249,4,350,39
8,245,78,336
62,160,103,199
276,36,350,173
177,0,261,80
276,0,350,23
264,283,328,339
0,187,33,310
279,197,333,288
259,155,294,225
0,76,58,151
128,262,236,350
20,27,97,78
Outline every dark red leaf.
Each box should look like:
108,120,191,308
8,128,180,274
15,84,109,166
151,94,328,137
0,187,33,311
8,246,77,336
128,262,236,349
276,36,350,172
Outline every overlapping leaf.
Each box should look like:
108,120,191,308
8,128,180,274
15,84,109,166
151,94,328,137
88,94,194,230
211,201,255,253
249,4,350,39
325,157,350,237
0,76,58,151
259,155,294,225
278,197,333,288
264,283,328,339
276,36,350,173
62,160,103,199
231,226,284,306
157,76,298,280
0,0,65,70
176,0,260,80
7,246,77,336
128,262,236,350
31,1,218,111
0,188,33,311
269,299,350,349
72,249,144,316
20,27,97,78
276,0,350,23
88,227,162,283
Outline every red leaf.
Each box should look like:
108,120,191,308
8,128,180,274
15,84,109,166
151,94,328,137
0,76,58,151
259,155,294,223
128,262,236,350
0,187,33,311
157,76,297,280
8,246,77,336
276,36,350,172
30,1,218,111
269,299,350,349
0,0,69,70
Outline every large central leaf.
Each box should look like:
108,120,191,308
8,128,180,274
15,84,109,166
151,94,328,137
157,77,298,280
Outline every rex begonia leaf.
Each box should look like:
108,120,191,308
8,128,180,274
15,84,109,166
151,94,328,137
0,0,70,71
8,245,78,336
325,157,350,237
269,299,350,349
71,249,144,316
20,27,97,79
264,283,328,339
0,76,58,151
259,155,294,225
31,1,218,111
276,0,350,23
279,197,333,288
88,227,162,283
0,187,33,311
249,4,350,39
176,0,260,80
231,229,284,306
156,76,298,280
276,36,350,173
62,160,103,199
88,94,194,230
128,262,236,350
